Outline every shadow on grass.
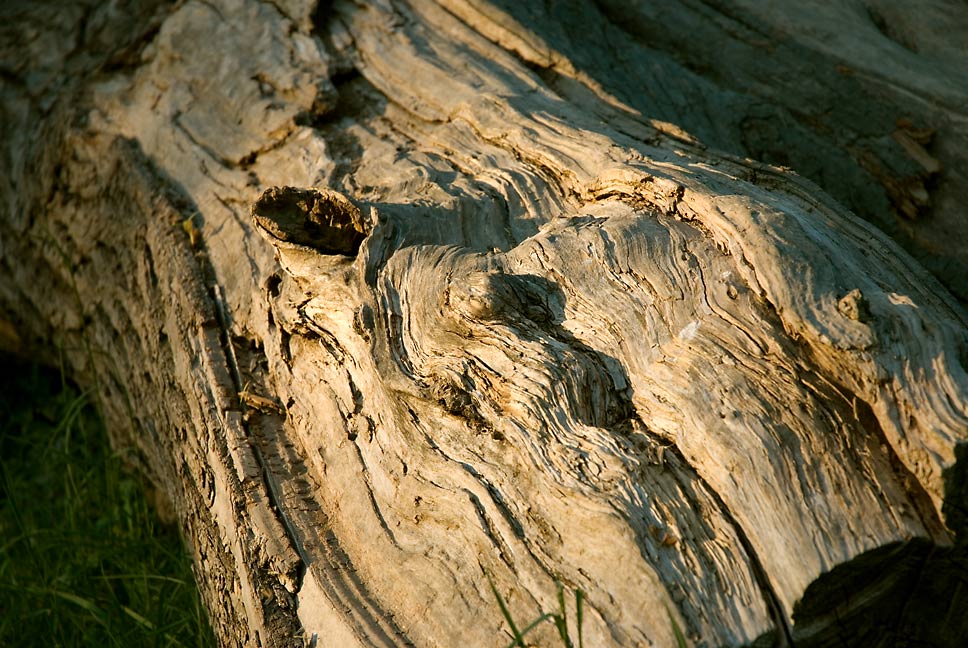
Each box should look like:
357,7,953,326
0,358,215,647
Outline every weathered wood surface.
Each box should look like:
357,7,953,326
1,1,966,646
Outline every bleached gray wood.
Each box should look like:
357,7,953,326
1,0,966,646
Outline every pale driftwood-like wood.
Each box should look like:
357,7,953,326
1,1,966,647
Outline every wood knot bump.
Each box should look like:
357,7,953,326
251,186,369,256
446,270,555,324
448,270,512,321
837,288,870,322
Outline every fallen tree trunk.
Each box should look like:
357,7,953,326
1,0,966,646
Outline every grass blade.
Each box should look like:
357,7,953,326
505,613,557,648
50,589,110,628
121,605,156,630
575,589,585,648
488,573,526,647
553,582,572,647
667,607,689,648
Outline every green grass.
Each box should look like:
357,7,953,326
489,576,690,648
489,575,585,648
0,360,216,647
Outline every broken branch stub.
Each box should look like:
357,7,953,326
252,186,369,256
3,0,968,646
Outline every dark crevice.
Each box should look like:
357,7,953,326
143,242,159,287
520,57,559,89
465,489,515,569
297,69,366,129
311,0,336,37
265,273,282,298
252,186,369,255
459,462,526,539
308,73,377,191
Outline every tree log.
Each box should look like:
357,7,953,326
1,0,966,646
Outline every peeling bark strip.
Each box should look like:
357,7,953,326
2,0,967,647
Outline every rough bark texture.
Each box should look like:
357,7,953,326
1,1,967,647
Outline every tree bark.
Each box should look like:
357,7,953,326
1,1,966,646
